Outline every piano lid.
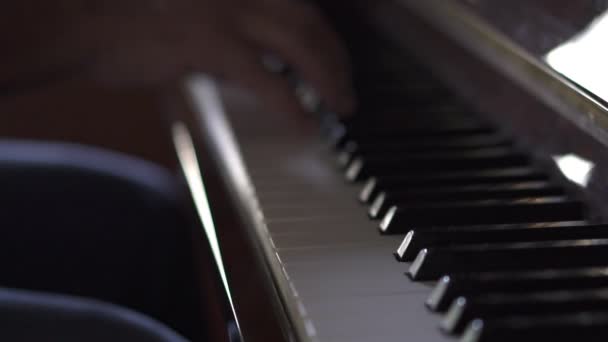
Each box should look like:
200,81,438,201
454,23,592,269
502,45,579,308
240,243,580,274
457,0,608,106
358,0,608,217
373,0,608,149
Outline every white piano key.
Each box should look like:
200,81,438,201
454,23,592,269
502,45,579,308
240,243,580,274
303,294,448,342
220,86,451,341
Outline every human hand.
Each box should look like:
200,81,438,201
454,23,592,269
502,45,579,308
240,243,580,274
82,0,355,115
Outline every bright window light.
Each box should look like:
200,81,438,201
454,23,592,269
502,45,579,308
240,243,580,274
553,153,595,187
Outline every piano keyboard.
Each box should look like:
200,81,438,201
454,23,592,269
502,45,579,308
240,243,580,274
187,51,608,341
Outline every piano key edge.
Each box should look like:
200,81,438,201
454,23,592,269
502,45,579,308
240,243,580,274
171,77,314,342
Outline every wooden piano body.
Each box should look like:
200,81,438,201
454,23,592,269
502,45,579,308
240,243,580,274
169,1,608,341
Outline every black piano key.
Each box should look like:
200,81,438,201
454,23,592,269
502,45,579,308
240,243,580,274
379,197,584,234
337,135,511,167
350,146,514,166
330,118,491,148
461,312,608,342
346,149,530,182
358,167,549,203
343,133,508,153
354,146,516,162
442,289,608,334
357,86,459,106
338,126,495,149
369,181,564,219
407,238,608,281
426,265,608,313
341,109,481,131
396,221,605,262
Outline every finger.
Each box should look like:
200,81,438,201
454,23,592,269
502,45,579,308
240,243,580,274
238,4,355,115
248,3,353,107
207,42,308,116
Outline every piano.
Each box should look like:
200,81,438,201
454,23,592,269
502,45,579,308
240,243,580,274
168,1,608,341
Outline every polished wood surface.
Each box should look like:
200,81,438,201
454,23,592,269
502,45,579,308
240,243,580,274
168,85,295,342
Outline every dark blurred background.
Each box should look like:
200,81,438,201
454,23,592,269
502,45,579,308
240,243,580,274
0,79,177,168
